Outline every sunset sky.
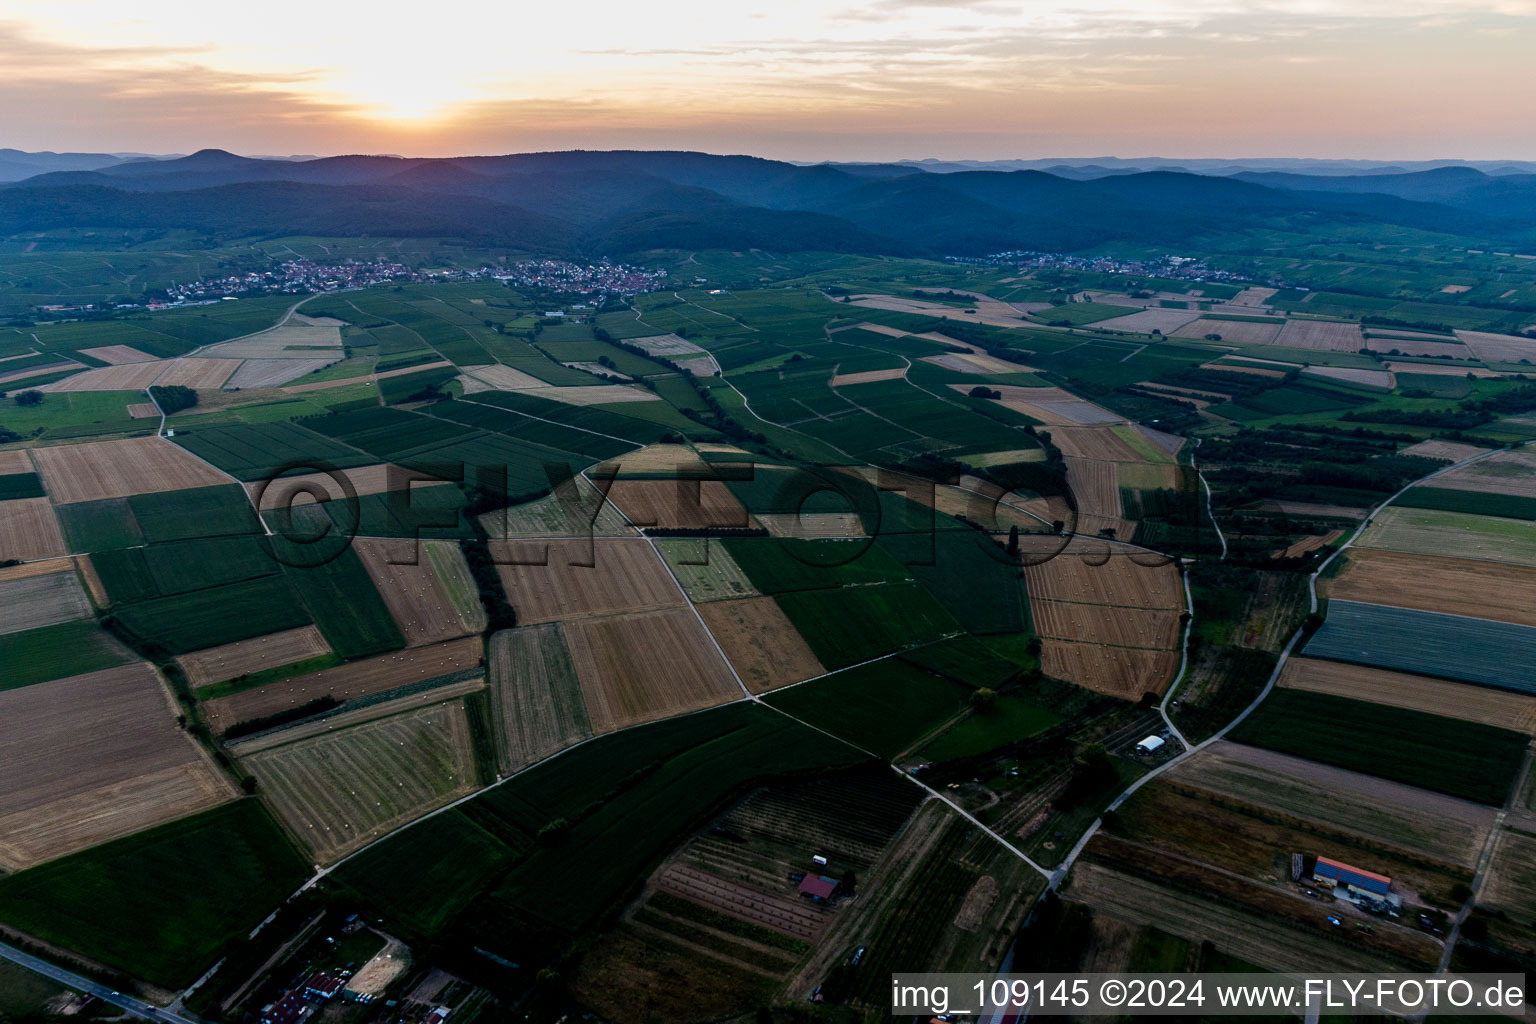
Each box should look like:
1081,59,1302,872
5,0,1536,161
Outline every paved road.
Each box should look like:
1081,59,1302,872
0,940,200,1024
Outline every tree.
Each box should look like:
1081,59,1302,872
14,390,43,407
150,384,197,414
1007,524,1019,556
970,687,998,712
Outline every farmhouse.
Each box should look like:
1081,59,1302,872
259,992,311,1024
1313,856,1392,900
798,874,841,902
302,974,345,1001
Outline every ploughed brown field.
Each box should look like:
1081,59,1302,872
45,361,170,392
696,596,826,693
1276,656,1536,733
1030,600,1180,651
154,357,243,389
203,636,483,733
32,436,228,503
1324,547,1536,627
0,663,236,871
1046,426,1145,461
176,625,332,687
605,478,753,531
0,497,68,561
76,344,157,364
1023,553,1183,609
565,607,742,732
492,538,687,624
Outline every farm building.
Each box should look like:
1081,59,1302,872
1135,735,1165,754
798,874,841,902
1313,856,1392,899
302,974,345,1001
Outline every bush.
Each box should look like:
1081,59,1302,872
14,390,43,407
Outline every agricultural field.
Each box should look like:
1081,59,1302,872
1305,599,1536,693
696,596,826,692
0,663,236,871
1277,656,1536,732
353,538,485,646
485,623,593,773
493,537,687,622
606,478,753,531
242,701,478,863
1166,742,1497,868
1353,505,1536,564
176,625,333,688
654,538,760,602
0,567,91,634
774,583,959,670
31,436,229,503
1227,689,1527,805
0,497,67,560
564,607,742,731
1324,548,1536,627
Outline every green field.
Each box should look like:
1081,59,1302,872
281,546,405,658
129,484,261,542
110,574,311,654
1394,486,1536,521
723,535,912,593
917,695,1061,762
1356,506,1536,564
775,583,959,668
0,620,132,690
0,801,308,989
1227,689,1527,805
764,659,971,757
0,471,45,500
1305,600,1536,694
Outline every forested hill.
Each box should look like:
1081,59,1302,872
3,148,1534,256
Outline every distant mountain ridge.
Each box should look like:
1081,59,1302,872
3,147,1535,256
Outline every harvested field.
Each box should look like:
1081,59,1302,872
1365,337,1472,359
1398,439,1491,463
597,444,706,477
0,571,91,635
629,333,707,358
1039,640,1178,700
1455,329,1536,363
854,322,912,339
126,403,158,418
228,677,485,754
1355,506,1536,565
830,367,906,386
1203,359,1287,377
1480,828,1536,921
565,608,742,732
249,463,416,510
482,480,634,540
1273,529,1342,559
353,538,485,646
203,636,483,733
177,626,332,687
1383,361,1497,377
523,385,660,405
697,597,826,693
1063,457,1121,520
0,451,32,474
1047,426,1145,461
1174,318,1283,345
607,478,753,531
656,540,760,603
0,498,67,561
492,538,686,623
0,555,72,583
1022,553,1183,609
0,663,235,871
1274,320,1363,351
226,358,335,389
44,361,170,392
32,437,227,503
674,355,720,376
1116,462,1184,491
1271,500,1366,519
77,345,156,364
486,623,593,773
1277,656,1536,733
244,701,477,863
282,360,452,394
153,358,242,389
958,385,1124,426
1431,448,1536,498
74,554,107,606
1302,366,1393,389
1325,547,1536,628
1091,308,1202,334
756,511,865,538
203,324,343,360
847,293,1029,328
1167,741,1495,867
1031,600,1179,651
0,361,85,386
461,363,548,390
913,331,969,350
1230,287,1278,307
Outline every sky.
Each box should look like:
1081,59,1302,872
4,0,1536,161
